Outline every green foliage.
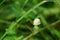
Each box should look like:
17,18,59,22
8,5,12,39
0,0,60,40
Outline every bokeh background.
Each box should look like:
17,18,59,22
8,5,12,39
0,0,60,40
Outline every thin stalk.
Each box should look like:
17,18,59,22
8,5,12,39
0,32,7,40
23,0,29,8
0,19,11,24
0,0,5,6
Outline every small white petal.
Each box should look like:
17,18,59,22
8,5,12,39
33,18,41,26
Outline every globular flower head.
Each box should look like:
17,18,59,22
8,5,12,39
33,18,41,26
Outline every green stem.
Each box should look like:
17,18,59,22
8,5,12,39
0,0,5,6
0,32,7,40
23,0,29,8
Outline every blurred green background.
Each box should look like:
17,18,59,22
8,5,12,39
0,0,60,40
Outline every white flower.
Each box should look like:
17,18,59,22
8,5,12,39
33,18,41,26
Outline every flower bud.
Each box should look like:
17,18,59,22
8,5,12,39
33,18,41,26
